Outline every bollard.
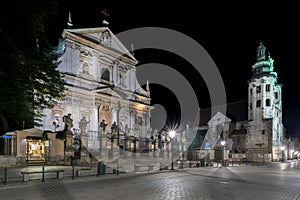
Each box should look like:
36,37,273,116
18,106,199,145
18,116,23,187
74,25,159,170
97,162,100,177
42,166,45,182
72,161,75,179
3,167,7,185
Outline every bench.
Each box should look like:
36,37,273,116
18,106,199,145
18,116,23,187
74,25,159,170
134,163,155,173
21,170,64,182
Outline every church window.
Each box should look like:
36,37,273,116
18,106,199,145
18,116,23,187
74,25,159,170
256,100,261,107
250,88,253,95
266,99,271,106
249,103,252,109
256,85,261,93
101,68,110,81
266,84,270,92
275,92,278,99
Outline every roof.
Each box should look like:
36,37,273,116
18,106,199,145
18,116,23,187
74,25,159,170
62,27,137,65
1,128,43,138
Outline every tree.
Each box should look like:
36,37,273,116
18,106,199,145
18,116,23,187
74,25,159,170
0,0,65,134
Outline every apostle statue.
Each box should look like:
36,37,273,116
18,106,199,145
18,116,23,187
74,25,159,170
111,121,118,135
79,116,90,133
62,113,73,131
99,119,108,134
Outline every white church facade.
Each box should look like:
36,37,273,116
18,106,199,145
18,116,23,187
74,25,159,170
39,26,152,163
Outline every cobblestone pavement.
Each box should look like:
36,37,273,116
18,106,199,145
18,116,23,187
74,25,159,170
1,161,300,200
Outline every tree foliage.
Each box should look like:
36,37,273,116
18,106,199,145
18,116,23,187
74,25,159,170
0,0,65,134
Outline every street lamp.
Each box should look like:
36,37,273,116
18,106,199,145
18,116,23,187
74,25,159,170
220,141,226,166
280,146,285,163
168,130,176,170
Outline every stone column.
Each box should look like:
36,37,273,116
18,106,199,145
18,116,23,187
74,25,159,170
112,61,119,86
129,68,136,92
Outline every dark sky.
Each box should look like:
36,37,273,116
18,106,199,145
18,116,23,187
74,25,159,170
48,1,300,136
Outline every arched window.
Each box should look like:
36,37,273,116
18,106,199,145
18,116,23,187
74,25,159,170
101,68,110,81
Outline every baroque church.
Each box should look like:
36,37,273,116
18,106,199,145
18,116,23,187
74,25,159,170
39,21,152,163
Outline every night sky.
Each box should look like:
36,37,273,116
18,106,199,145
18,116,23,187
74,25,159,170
47,1,300,136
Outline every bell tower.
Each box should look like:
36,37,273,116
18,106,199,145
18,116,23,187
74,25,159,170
247,42,284,161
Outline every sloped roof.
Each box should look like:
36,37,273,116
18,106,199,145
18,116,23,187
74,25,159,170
2,128,43,137
62,27,137,64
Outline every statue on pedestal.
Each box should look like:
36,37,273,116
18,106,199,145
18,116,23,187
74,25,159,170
99,119,108,134
124,124,130,137
111,121,118,136
79,116,90,134
62,113,73,132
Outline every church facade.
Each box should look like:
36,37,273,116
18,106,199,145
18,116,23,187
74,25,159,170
39,26,152,163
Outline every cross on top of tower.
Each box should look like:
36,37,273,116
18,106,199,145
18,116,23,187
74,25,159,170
101,9,110,26
256,41,266,61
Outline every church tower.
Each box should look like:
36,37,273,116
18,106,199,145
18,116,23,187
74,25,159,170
246,42,284,162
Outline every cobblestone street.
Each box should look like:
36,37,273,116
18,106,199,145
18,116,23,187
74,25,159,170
1,161,300,200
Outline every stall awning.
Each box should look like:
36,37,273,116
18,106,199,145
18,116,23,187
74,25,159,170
1,128,43,138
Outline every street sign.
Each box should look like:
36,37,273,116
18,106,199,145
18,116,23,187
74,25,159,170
205,142,211,149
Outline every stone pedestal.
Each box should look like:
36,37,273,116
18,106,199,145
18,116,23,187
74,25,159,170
64,131,74,165
100,133,109,160
80,133,90,163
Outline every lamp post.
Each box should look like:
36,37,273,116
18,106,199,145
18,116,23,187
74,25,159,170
116,101,121,146
168,130,176,170
280,146,285,163
220,141,226,166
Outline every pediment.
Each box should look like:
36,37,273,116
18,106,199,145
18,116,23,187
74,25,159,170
208,111,231,126
94,87,130,99
62,27,137,63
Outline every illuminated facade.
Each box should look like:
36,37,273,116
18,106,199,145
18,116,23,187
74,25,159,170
39,27,152,163
192,43,285,163
246,42,284,161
